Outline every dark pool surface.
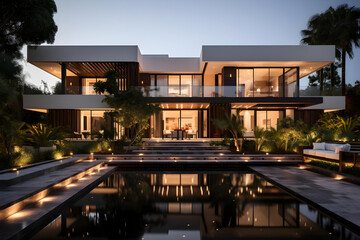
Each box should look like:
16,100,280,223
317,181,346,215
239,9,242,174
31,171,360,240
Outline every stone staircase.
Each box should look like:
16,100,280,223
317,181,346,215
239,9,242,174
105,141,302,163
131,141,231,155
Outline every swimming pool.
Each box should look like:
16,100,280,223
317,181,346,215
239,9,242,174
31,171,360,240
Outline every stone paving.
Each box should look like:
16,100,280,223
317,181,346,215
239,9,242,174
0,156,87,185
251,166,360,229
0,160,100,210
0,166,116,240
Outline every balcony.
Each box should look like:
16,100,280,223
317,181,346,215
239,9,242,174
140,86,289,98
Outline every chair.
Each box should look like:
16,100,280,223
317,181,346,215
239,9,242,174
162,130,172,139
73,131,82,139
187,130,198,139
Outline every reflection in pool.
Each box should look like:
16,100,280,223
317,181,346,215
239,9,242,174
32,172,360,240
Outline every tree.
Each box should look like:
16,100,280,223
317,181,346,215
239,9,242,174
0,0,58,163
212,113,245,152
253,127,266,152
94,71,161,145
301,4,360,95
0,0,57,58
307,63,341,94
24,123,67,148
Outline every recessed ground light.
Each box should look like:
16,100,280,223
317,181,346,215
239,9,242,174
139,153,144,156
334,175,344,180
266,153,269,155
219,153,224,156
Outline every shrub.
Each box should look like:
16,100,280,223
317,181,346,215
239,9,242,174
11,150,33,167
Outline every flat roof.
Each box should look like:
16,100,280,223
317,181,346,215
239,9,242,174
27,45,335,78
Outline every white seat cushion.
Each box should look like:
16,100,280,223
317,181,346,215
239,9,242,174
315,150,332,158
325,152,339,160
304,149,316,155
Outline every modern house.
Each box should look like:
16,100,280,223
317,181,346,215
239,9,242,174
23,45,345,139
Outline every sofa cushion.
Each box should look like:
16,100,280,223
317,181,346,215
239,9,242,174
335,144,351,153
325,152,339,160
325,143,343,151
343,144,351,152
313,142,325,150
304,149,316,155
315,150,332,158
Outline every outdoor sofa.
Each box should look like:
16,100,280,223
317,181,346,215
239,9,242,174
302,142,358,172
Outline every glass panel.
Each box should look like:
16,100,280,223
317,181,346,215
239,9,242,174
256,111,268,130
157,75,168,97
256,111,283,130
254,69,269,97
150,75,155,86
239,110,255,131
237,69,254,97
193,75,202,97
82,78,97,95
181,110,198,131
91,111,105,132
285,68,298,97
157,75,167,86
180,75,192,97
269,68,283,97
168,75,180,97
163,110,180,131
81,111,91,133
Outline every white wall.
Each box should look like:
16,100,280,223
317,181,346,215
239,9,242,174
23,95,110,110
302,96,345,111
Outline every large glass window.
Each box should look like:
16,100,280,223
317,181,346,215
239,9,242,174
285,68,298,97
236,68,297,98
168,75,180,97
240,110,255,131
82,78,107,95
254,69,269,97
256,110,284,130
269,68,283,97
180,75,192,97
193,75,202,97
237,69,253,97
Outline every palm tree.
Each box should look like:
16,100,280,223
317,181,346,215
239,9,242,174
212,113,245,152
253,127,266,152
301,4,360,95
25,123,67,148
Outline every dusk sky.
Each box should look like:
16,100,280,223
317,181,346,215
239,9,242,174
22,0,360,90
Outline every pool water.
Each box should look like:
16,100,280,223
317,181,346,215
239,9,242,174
31,171,360,240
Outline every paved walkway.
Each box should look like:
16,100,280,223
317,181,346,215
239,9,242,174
0,155,88,186
0,161,100,211
251,166,360,230
0,166,115,240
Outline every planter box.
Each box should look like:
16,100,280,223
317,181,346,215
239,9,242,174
23,145,35,152
39,146,56,153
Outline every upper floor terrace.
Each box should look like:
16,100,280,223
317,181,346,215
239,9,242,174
26,45,337,99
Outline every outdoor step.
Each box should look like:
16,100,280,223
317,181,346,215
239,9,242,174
145,142,210,147
94,154,302,161
132,149,231,153
0,166,116,240
0,160,103,221
134,146,229,150
0,155,88,187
